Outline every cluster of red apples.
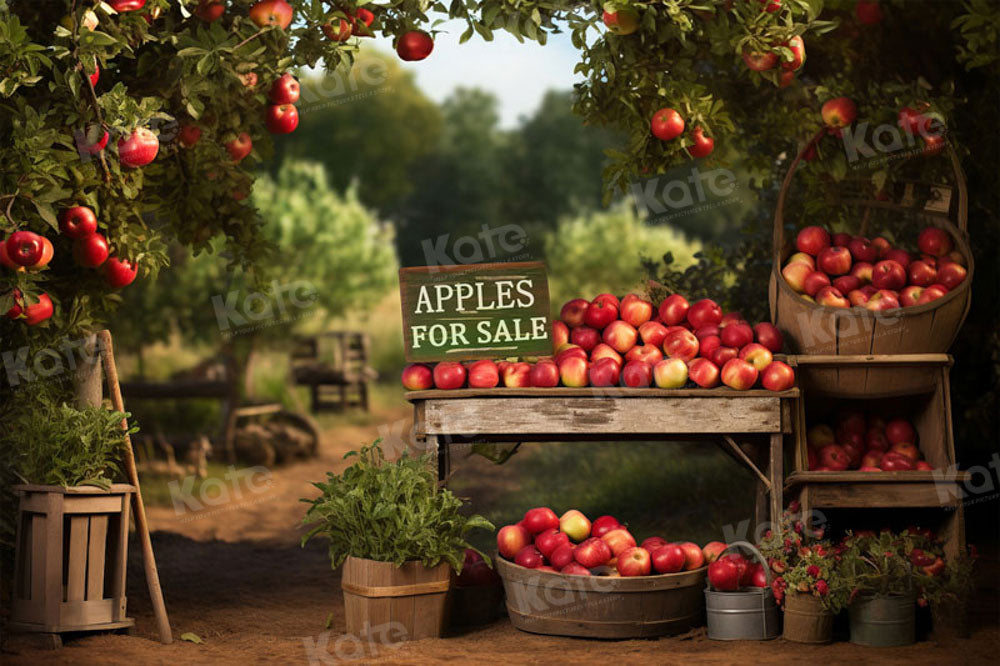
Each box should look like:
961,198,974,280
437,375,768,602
498,507,726,578
402,292,796,393
706,551,769,592
782,225,967,310
806,411,932,472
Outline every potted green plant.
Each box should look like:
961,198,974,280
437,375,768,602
3,402,137,634
301,441,493,641
838,529,920,647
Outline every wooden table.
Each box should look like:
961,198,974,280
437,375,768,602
408,387,799,535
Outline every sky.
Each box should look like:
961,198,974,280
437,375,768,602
367,20,585,128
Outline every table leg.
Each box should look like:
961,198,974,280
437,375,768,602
426,435,450,483
769,433,784,538
751,441,769,535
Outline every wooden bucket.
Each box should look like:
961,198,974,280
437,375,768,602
10,484,135,634
782,591,833,643
770,141,973,362
496,556,706,639
340,556,451,641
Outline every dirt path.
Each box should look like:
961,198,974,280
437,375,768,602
4,401,999,664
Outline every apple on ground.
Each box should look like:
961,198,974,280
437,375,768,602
688,358,720,388
536,528,572,558
591,516,621,539
522,507,560,534
401,363,433,390
502,361,532,387
575,537,613,568
658,294,689,325
603,320,638,354
497,524,531,559
560,298,589,327
617,546,652,577
468,359,500,388
622,360,653,388
559,510,591,542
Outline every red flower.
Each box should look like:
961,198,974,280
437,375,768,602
815,579,829,596
814,545,828,557
788,500,801,513
794,521,804,534
806,564,821,578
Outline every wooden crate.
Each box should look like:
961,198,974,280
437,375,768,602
340,556,451,641
10,484,135,634
497,556,706,638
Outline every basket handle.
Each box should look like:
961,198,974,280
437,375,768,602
720,540,773,587
774,132,969,266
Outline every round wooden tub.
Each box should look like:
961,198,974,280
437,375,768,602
496,557,706,639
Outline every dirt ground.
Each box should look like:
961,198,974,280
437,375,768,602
3,401,999,665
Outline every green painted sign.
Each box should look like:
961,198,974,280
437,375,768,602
399,262,551,362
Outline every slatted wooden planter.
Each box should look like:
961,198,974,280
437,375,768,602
770,144,972,365
497,556,706,638
10,484,135,635
340,556,451,641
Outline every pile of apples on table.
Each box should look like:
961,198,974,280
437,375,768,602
706,550,769,591
782,225,967,310
806,410,933,472
402,292,796,392
498,507,727,577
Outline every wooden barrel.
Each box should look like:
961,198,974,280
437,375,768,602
770,141,973,369
340,556,451,641
496,557,705,639
782,592,833,643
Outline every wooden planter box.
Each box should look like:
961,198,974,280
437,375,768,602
497,557,706,639
10,484,135,634
340,556,451,641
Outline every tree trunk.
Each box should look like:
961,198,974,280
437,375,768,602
72,333,103,408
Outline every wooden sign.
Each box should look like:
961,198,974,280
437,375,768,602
399,262,551,362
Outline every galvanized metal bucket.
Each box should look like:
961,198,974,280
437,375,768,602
705,541,779,641
849,593,916,647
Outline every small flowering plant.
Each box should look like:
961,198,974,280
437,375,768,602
838,528,931,602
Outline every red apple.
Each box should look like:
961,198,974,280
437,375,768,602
556,345,587,364
497,524,531,559
848,236,878,263
848,289,871,307
104,257,137,288
6,292,54,325
821,96,857,128
865,289,900,311
653,358,689,389
708,557,741,591
870,259,907,291
593,293,620,309
937,262,967,290
249,0,293,29
866,429,890,452
550,543,575,569
590,343,623,366
786,252,817,269
515,545,544,569
117,127,159,168
915,461,934,471
739,343,773,371
617,546,652,577
851,261,874,284
795,226,831,256
721,358,758,391
889,441,920,462
620,293,654,327
688,358,720,388
886,418,916,445
552,320,570,351
530,360,560,388
601,528,637,557
818,444,850,471
638,320,669,347
265,103,299,134
837,410,867,436
720,322,754,349
625,344,663,364
559,510,591,542
699,335,722,359
833,275,861,294
591,516,621,539
570,325,600,352
702,541,727,563
831,232,851,247
523,507,560,535
687,299,723,329
433,361,466,389
710,346,738,368
817,246,853,276
676,542,705,570
815,286,850,308
58,206,98,239
640,537,669,554
622,360,653,388
268,72,300,104
401,363,433,390
584,298,618,329
536,528,572,558
602,320,638,354
885,248,912,269
658,294,690,325
801,271,831,297
694,325,721,340
575,537,613,568
561,562,591,576
782,262,812,293
468,359,500,388
719,311,746,328
918,227,953,257
226,132,253,162
502,361,532,387
662,327,700,362
588,356,621,387
761,361,795,391
880,451,916,471
917,284,948,305
194,0,225,22
753,322,784,353
72,232,109,267
907,260,939,288
560,298,590,326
